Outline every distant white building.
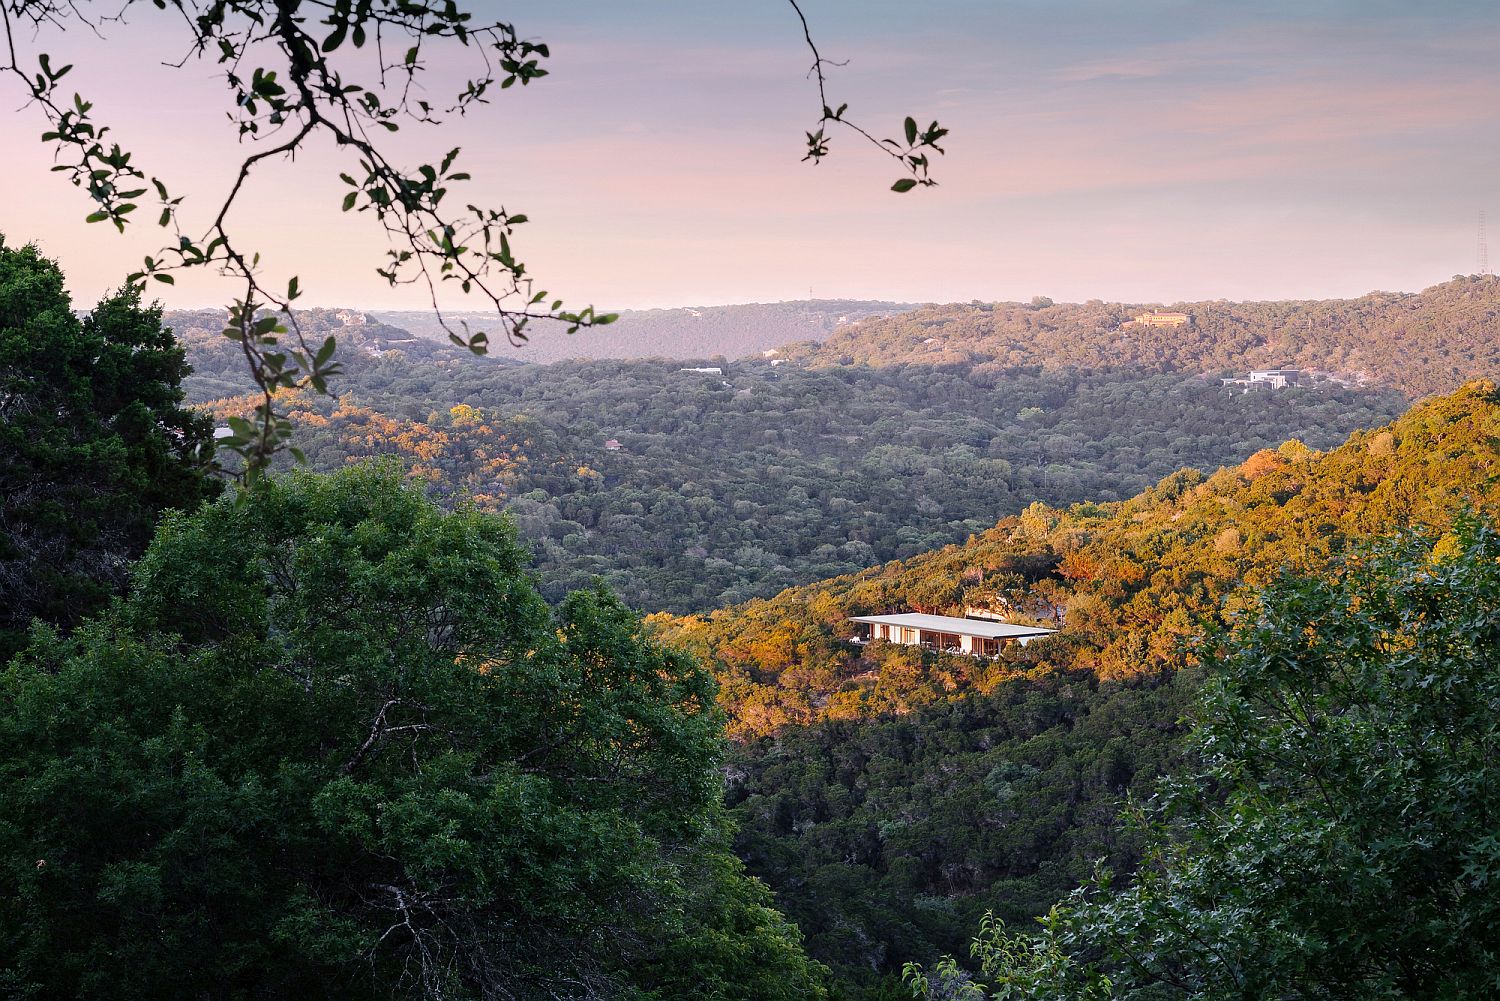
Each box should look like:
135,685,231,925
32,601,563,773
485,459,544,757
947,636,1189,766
680,366,723,376
1248,367,1306,388
1221,367,1343,392
849,612,1056,658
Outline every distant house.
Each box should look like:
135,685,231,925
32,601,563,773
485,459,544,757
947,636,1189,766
1221,366,1314,391
604,439,625,451
1248,367,1305,388
680,366,723,376
1129,311,1192,328
848,612,1056,658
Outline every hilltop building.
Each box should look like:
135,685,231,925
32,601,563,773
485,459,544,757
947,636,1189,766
604,439,625,451
849,612,1056,658
1129,311,1192,328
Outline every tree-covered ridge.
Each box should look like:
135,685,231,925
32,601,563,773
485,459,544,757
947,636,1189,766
370,300,910,364
793,275,1500,398
652,381,1500,738
190,349,1408,613
167,308,525,403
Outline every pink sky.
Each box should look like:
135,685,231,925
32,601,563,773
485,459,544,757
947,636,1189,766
3,0,1498,318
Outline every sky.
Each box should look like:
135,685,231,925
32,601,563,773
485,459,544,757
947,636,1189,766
3,0,1499,315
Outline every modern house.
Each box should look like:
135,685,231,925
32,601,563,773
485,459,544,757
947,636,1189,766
1221,367,1317,391
848,612,1056,658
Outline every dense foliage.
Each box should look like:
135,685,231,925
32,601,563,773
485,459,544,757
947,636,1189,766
647,382,1500,995
11,277,1500,998
657,382,1500,735
0,239,218,660
909,517,1500,1000
795,276,1500,398
728,668,1196,996
171,308,1409,613
0,466,824,1001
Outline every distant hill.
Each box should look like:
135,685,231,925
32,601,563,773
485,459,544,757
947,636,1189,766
164,307,521,400
191,354,1408,615
371,300,909,364
790,275,1500,398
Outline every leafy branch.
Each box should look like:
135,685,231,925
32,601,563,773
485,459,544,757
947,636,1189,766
787,0,949,191
4,0,949,483
2,0,612,482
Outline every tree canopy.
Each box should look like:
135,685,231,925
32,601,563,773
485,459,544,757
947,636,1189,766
0,236,218,660
907,515,1500,1000
0,464,824,1000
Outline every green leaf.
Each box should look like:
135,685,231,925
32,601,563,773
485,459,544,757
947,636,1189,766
891,178,918,193
904,116,918,146
315,336,337,366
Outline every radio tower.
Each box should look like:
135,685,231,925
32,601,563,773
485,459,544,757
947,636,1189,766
1481,211,1493,277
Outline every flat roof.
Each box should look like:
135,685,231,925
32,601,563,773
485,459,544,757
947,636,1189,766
849,613,1056,640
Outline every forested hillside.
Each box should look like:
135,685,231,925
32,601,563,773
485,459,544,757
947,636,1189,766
648,382,1500,993
795,276,1500,397
177,314,1406,611
167,308,524,402
371,300,909,363
164,278,1500,615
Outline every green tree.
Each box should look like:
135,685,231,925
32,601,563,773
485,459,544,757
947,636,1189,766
0,464,823,1000
907,516,1500,1000
0,237,218,660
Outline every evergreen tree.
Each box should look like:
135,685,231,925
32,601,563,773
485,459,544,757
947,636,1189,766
0,237,218,659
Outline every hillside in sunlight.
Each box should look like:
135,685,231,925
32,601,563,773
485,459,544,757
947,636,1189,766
652,380,1500,738
648,382,1500,993
786,275,1500,398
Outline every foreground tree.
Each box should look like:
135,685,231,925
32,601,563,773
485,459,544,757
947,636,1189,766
0,464,824,1000
906,515,1500,1000
0,237,218,661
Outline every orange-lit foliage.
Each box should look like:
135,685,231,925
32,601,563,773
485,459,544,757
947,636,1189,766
652,383,1500,738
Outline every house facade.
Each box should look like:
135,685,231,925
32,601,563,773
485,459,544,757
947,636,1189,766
848,612,1056,658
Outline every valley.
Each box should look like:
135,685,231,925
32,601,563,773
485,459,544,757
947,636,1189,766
163,282,1500,995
